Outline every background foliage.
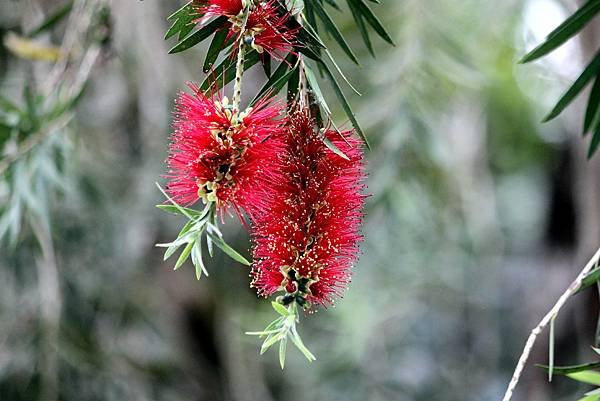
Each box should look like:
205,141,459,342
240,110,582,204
1,0,600,401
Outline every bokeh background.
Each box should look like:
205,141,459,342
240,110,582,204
1,0,600,400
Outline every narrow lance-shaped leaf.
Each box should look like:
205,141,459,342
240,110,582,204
165,1,197,40
543,49,600,122
252,57,297,104
174,241,194,270
312,0,359,65
567,370,600,386
520,0,600,63
318,60,370,149
206,232,251,266
585,77,600,133
347,0,395,46
576,263,600,293
347,0,375,57
200,50,260,92
589,122,600,158
536,361,600,374
203,28,229,72
169,16,229,54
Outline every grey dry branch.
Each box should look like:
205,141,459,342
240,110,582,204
502,247,600,401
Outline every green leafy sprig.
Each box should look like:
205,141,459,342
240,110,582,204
246,301,316,369
155,183,251,279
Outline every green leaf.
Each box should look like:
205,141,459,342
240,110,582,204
163,242,183,261
324,48,361,95
191,240,209,279
568,370,600,386
200,50,260,92
168,16,228,54
304,62,331,114
586,388,600,396
0,122,13,147
28,1,73,37
347,0,395,46
295,15,326,49
287,65,300,103
589,123,600,158
585,78,600,133
0,95,21,114
24,84,39,131
312,1,359,65
260,331,285,354
165,1,197,40
319,60,370,148
203,28,229,73
245,317,285,337
549,315,556,381
156,204,206,218
252,60,297,104
323,0,341,11
323,136,350,160
543,49,600,122
290,325,317,361
161,219,196,261
304,0,318,34
579,394,600,401
206,232,251,265
279,335,288,369
261,53,272,78
155,182,195,220
347,0,374,57
576,265,600,293
174,241,194,270
520,0,600,63
272,301,290,317
537,361,600,374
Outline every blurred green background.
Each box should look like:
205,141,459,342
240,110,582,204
2,0,600,400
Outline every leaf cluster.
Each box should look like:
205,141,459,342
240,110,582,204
164,0,394,149
155,184,251,278
521,0,600,158
538,347,600,401
245,301,316,369
0,85,82,246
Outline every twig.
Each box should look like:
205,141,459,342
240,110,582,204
502,246,600,401
0,116,71,176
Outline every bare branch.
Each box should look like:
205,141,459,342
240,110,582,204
502,247,600,401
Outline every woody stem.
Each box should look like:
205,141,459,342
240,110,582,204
298,56,308,109
232,42,246,116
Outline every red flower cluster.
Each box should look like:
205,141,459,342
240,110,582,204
250,110,365,307
165,83,283,217
196,0,297,59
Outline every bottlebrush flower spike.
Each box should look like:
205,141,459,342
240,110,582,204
250,110,366,308
165,82,284,218
196,0,297,59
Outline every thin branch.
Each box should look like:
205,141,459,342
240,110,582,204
0,116,71,176
502,246,600,401
32,219,61,401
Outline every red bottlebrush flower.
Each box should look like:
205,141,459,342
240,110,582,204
195,0,297,59
165,83,284,217
250,110,365,307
